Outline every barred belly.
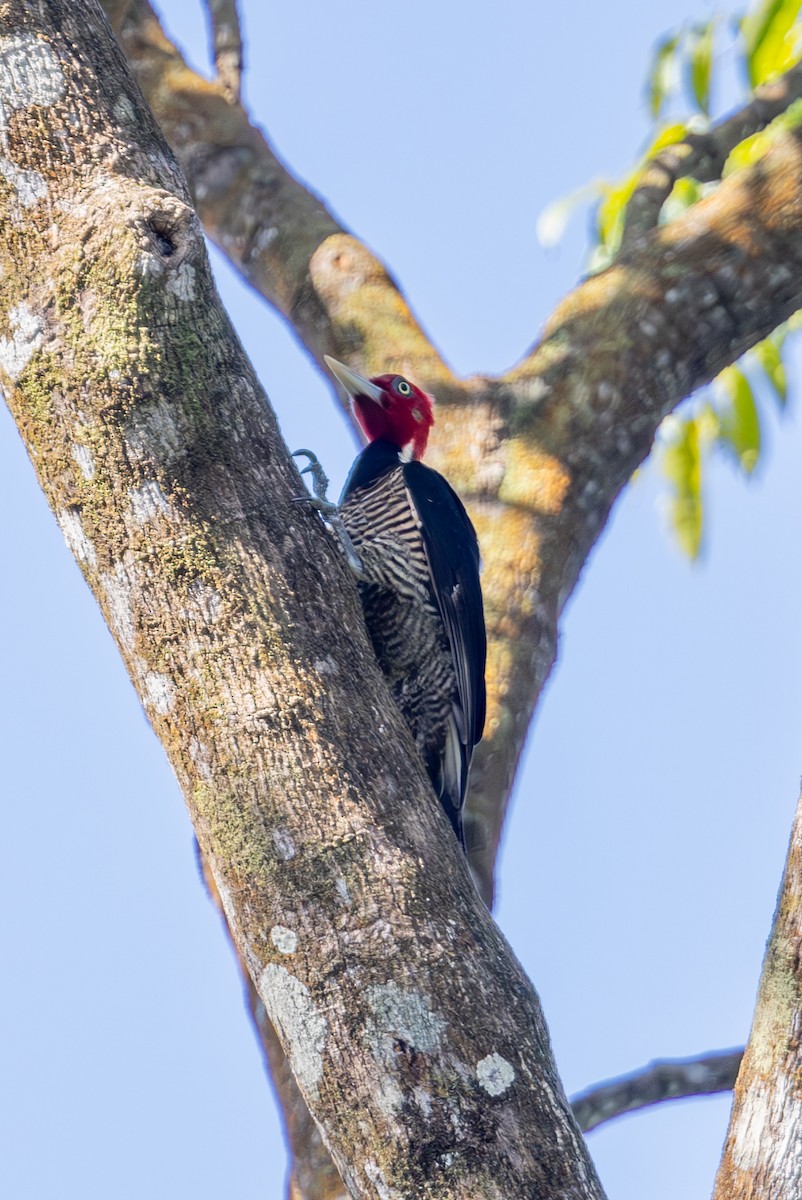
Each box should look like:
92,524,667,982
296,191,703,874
340,468,458,791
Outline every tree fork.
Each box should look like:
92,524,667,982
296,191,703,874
98,0,802,908
0,3,605,1198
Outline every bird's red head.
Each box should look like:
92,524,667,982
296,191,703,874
324,356,434,460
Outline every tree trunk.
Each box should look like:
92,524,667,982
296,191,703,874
712,786,802,1199
7,2,802,1197
0,3,605,1197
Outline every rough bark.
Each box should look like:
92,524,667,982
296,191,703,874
6,2,802,1197
0,3,605,1198
199,852,347,1199
98,0,802,914
101,0,518,901
712,788,802,1199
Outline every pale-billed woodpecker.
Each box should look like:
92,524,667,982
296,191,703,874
307,356,487,850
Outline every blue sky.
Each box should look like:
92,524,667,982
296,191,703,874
2,1,801,1197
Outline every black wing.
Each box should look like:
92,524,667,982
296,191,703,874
403,461,487,792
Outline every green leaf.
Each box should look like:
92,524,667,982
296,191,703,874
717,366,761,473
689,21,715,114
596,172,638,256
769,94,802,129
662,416,704,559
662,176,704,223
740,0,802,86
741,0,783,69
595,123,688,258
697,401,722,445
723,127,771,174
753,337,788,407
536,181,602,249
646,121,691,155
648,33,680,118
724,97,802,175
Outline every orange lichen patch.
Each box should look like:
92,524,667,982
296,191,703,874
310,235,451,384
476,507,542,587
762,153,802,230
476,513,543,628
657,187,747,248
310,235,390,303
498,439,570,514
667,134,802,248
470,506,544,736
482,638,514,737
428,406,497,494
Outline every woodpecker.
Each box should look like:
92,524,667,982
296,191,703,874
323,355,486,849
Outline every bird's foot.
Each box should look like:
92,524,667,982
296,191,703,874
292,449,363,576
293,449,337,512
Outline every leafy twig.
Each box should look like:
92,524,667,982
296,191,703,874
620,60,802,252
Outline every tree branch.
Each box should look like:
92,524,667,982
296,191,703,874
571,1049,743,1133
620,60,802,252
203,0,243,104
713,786,802,1198
108,0,445,388
480,123,802,889
102,0,802,910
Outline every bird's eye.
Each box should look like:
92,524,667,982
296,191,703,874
395,378,412,396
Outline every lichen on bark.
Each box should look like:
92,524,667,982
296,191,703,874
0,5,607,1198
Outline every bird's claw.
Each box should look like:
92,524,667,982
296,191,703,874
291,448,363,576
292,493,339,517
293,449,332,505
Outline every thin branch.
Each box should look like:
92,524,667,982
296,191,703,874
571,1049,743,1133
620,60,802,252
203,0,243,103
